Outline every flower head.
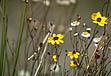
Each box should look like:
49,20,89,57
71,21,80,26
48,33,64,45
91,12,108,26
68,51,80,59
51,55,57,62
81,32,90,38
70,61,79,68
93,36,102,43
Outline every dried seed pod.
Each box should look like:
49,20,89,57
34,26,38,30
83,23,88,27
39,43,43,47
47,52,51,55
95,52,100,59
77,14,81,20
27,17,32,22
25,0,29,3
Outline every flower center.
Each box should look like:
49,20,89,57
97,18,101,22
72,51,76,54
83,32,89,35
73,21,78,24
54,37,59,40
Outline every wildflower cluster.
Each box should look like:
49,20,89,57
71,15,81,27
65,51,80,68
46,11,109,74
48,33,64,62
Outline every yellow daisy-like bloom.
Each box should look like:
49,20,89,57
67,51,80,59
70,61,79,68
51,55,57,62
48,33,64,45
91,12,108,26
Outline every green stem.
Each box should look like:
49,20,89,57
12,3,27,76
0,0,7,76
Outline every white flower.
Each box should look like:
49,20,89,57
86,28,91,31
68,27,72,31
50,63,59,73
43,0,50,6
32,0,41,2
81,32,90,37
74,32,79,37
70,0,76,4
18,70,30,76
71,21,80,26
56,0,70,5
93,36,102,43
94,43,98,47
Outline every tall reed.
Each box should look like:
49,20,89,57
12,2,27,76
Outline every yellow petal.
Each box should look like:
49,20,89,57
53,55,56,58
93,21,98,23
54,59,57,62
70,55,74,59
57,34,64,39
76,52,80,55
96,12,102,17
59,40,64,43
48,37,53,40
74,54,79,59
68,52,72,56
51,41,55,45
53,33,57,37
55,40,60,44
98,23,104,26
91,13,97,20
102,16,108,21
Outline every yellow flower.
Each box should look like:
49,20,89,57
91,12,108,26
78,15,81,19
52,55,57,62
67,51,80,59
70,61,79,68
48,33,64,45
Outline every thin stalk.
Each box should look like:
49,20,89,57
12,3,27,76
0,0,7,75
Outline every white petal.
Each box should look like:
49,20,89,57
76,22,80,25
18,70,30,76
71,23,76,26
50,63,59,73
93,36,102,43
43,0,50,6
69,27,72,31
74,32,79,36
56,0,70,5
94,43,98,47
86,28,91,31
70,0,76,4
